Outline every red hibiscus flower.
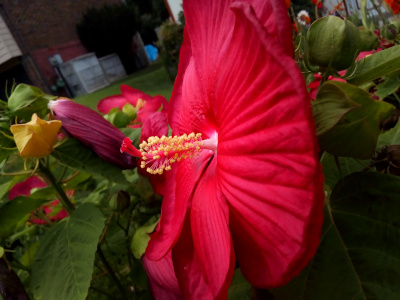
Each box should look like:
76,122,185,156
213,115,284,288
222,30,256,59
9,177,69,224
97,85,168,126
100,85,170,194
122,0,324,298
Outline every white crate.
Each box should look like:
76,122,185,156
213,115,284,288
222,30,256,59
59,53,109,96
99,53,126,82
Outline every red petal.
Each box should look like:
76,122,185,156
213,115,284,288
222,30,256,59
172,213,213,299
190,157,234,298
137,95,169,124
97,95,133,114
145,151,213,260
213,3,323,287
169,0,292,136
9,176,46,200
247,0,294,55
120,85,148,103
139,111,169,195
142,253,182,300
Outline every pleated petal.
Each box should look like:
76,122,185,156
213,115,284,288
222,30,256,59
190,157,235,298
172,214,214,300
213,3,323,287
145,150,214,260
142,253,182,300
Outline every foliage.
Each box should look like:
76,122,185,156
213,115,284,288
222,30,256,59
126,0,170,45
158,12,185,81
76,4,138,73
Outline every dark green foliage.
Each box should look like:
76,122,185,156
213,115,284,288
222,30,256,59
76,4,138,73
126,0,170,44
158,12,185,81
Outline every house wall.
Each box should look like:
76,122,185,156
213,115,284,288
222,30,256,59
0,0,121,93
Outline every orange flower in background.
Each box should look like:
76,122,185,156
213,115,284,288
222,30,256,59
385,0,400,14
10,113,62,158
285,0,291,8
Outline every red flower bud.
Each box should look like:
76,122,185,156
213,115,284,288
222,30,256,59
49,99,136,169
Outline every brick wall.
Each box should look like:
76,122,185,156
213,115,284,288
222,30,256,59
0,0,122,93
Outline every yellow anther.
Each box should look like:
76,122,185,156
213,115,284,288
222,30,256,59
139,132,205,175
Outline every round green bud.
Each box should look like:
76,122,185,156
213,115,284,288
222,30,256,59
382,21,400,41
307,16,361,72
109,190,130,213
359,28,378,51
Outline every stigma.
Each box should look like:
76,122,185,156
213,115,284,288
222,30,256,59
121,132,217,175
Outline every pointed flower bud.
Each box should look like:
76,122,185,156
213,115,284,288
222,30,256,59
10,113,62,158
48,99,136,169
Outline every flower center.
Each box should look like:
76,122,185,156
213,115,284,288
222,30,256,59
121,132,217,175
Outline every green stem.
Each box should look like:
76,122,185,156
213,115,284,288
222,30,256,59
38,161,75,214
97,246,128,299
314,4,319,20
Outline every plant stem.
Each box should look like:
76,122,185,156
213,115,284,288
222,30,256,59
314,4,319,20
38,161,75,214
97,246,128,299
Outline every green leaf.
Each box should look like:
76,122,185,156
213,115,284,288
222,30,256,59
375,72,400,99
31,203,104,300
270,172,400,299
321,152,368,190
7,84,56,120
0,196,48,238
52,139,129,185
315,81,395,158
228,269,251,300
347,46,400,86
312,81,359,135
377,119,400,149
131,215,159,259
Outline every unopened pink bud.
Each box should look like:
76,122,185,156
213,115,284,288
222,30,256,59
49,99,136,169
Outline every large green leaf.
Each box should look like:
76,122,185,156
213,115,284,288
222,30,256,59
347,46,400,86
52,139,129,185
312,81,359,136
315,81,395,158
270,172,400,299
31,203,104,300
